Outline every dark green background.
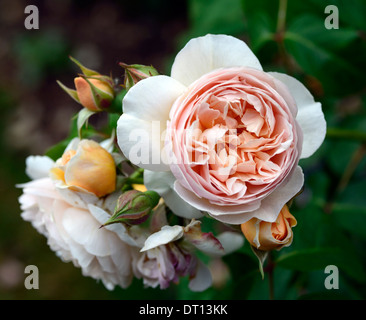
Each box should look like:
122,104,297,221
0,0,365,300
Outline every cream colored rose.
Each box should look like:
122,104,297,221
240,205,297,251
18,156,134,290
50,139,116,198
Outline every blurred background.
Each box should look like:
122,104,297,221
0,0,365,300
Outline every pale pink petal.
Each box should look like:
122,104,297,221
248,166,304,223
173,180,261,223
171,34,263,86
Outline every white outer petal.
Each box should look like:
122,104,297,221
171,34,263,86
117,75,186,171
88,204,140,247
144,170,203,219
216,232,244,255
140,225,184,252
25,156,54,180
188,260,212,292
268,72,326,159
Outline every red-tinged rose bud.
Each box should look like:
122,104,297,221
74,75,114,111
102,190,160,226
57,57,115,112
120,63,159,90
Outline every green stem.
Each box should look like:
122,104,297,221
267,252,275,300
326,128,366,142
276,0,288,33
129,168,144,182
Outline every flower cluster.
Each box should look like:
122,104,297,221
18,34,326,291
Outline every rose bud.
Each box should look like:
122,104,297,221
73,75,115,111
57,57,115,112
102,189,160,226
120,63,159,91
240,205,297,251
50,139,116,197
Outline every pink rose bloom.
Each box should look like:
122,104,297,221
117,34,326,224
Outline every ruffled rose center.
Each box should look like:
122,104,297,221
168,67,300,206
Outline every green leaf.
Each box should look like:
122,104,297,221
186,0,245,37
288,15,358,51
44,138,71,161
246,12,275,53
69,56,99,77
284,30,358,77
276,247,366,283
333,204,366,240
112,89,126,114
250,246,269,279
283,14,360,95
56,80,80,104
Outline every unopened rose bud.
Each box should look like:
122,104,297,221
57,57,115,112
241,205,297,251
50,139,116,197
74,75,114,111
102,190,160,226
120,63,159,90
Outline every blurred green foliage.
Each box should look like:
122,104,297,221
1,0,366,300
